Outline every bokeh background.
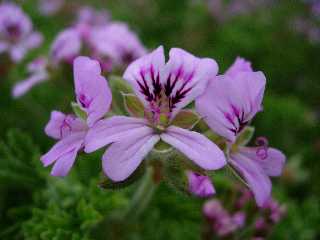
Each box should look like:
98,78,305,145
0,0,319,239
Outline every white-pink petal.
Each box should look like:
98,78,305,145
102,132,160,181
85,116,151,153
160,126,226,170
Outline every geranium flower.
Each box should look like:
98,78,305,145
85,46,226,181
196,57,285,206
41,56,111,176
0,3,42,62
89,22,147,67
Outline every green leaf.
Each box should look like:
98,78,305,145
71,102,87,120
122,93,145,118
171,110,201,130
235,126,255,146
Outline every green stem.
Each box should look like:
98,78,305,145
123,166,157,220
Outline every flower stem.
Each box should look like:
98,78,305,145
123,166,157,220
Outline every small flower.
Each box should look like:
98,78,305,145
85,46,226,181
0,3,43,62
196,57,286,206
12,57,49,98
187,171,215,197
41,56,111,176
90,22,147,67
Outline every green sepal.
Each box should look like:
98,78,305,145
122,93,145,118
171,110,201,130
108,75,133,114
235,126,255,146
71,102,87,120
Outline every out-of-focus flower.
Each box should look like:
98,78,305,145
12,57,49,98
41,56,112,176
208,0,275,23
85,46,226,182
90,22,147,68
76,6,110,27
203,199,245,237
196,57,286,206
50,28,82,65
38,0,65,16
262,198,287,223
187,171,215,197
0,3,42,62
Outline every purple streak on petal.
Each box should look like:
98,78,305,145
85,116,151,153
196,71,266,142
44,111,87,140
161,126,226,170
102,132,160,181
187,171,215,197
73,56,112,127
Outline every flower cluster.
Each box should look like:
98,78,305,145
41,45,286,208
12,6,146,98
203,188,286,239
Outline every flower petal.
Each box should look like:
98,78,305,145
41,131,85,167
50,28,81,63
73,56,112,127
196,72,266,142
123,46,165,107
238,147,286,177
225,57,252,78
50,145,81,177
230,153,271,207
12,71,48,98
85,116,151,153
161,126,226,170
163,48,219,119
102,132,160,181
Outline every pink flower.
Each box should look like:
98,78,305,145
89,22,147,67
41,56,111,176
12,57,49,98
0,3,42,62
196,57,286,206
187,171,215,197
85,46,226,181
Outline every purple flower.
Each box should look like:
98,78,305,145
41,56,112,176
0,3,42,62
196,57,285,206
38,0,65,16
187,171,215,197
85,46,226,181
76,6,110,27
50,28,82,65
196,57,264,143
90,22,147,67
12,57,49,98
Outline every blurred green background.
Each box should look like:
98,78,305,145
0,0,319,239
